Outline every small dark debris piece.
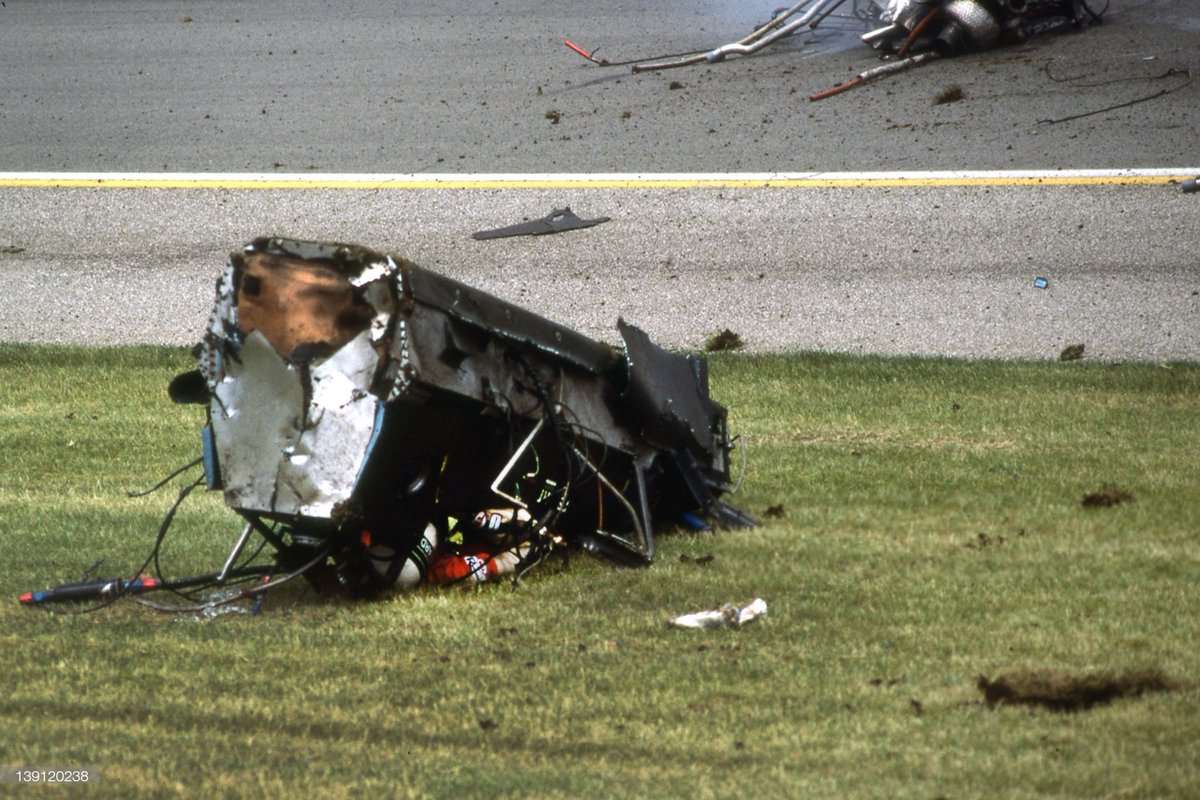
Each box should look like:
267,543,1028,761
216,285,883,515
933,84,964,105
1081,487,1135,508
1,245,24,254
478,718,498,731
168,369,211,404
705,329,743,352
1059,343,1085,361
668,81,684,90
977,668,1176,712
763,504,786,519
909,698,924,716
544,109,561,124
680,553,715,566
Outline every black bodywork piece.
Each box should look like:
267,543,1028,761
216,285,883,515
472,207,611,240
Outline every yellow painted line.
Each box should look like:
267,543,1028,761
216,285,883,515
0,172,1194,190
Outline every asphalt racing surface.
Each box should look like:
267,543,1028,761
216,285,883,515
1,1,1197,360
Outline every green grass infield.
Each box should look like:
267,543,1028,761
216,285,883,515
2,344,1197,798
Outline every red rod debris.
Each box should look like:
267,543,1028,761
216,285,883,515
564,40,599,63
810,52,940,101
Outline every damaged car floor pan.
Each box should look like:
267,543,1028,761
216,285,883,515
145,236,754,600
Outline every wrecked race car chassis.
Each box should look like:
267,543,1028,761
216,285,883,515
162,236,750,598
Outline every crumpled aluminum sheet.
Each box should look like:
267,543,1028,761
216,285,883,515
667,597,768,629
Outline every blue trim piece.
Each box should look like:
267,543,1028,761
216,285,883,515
679,511,711,532
202,425,221,489
352,401,386,490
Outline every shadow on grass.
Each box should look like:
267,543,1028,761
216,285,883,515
976,668,1180,712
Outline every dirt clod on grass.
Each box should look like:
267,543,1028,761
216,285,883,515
705,328,743,352
1059,343,1085,361
763,504,786,519
977,668,1177,712
1081,487,1135,507
868,677,903,687
964,532,1006,549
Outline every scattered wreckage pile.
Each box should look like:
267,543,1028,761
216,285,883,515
22,238,752,611
566,0,1108,97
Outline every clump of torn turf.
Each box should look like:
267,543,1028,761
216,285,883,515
705,329,743,352
933,84,964,105
964,532,1006,549
1059,343,1085,361
977,668,1177,712
1081,487,1135,507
